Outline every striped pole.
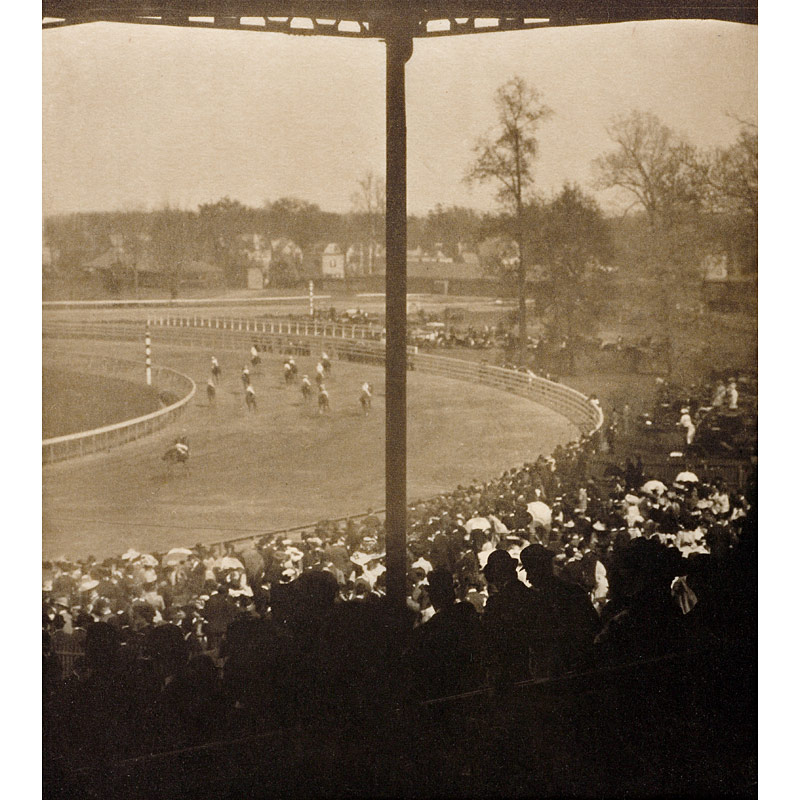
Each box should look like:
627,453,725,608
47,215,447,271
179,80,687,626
145,324,152,386
309,280,314,318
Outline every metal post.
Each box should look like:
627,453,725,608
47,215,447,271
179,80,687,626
309,280,314,318
145,325,152,386
384,27,413,613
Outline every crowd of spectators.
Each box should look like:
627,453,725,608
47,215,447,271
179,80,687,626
43,427,756,776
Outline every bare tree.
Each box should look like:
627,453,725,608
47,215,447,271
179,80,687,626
351,171,385,274
707,122,757,217
593,110,706,229
467,76,552,363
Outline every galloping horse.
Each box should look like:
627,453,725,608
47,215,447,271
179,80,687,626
211,358,222,385
163,439,190,475
360,382,373,416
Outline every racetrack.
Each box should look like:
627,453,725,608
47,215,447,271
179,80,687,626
42,339,578,560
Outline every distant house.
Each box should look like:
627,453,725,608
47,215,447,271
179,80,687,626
246,267,265,290
321,243,345,279
239,233,272,289
83,243,162,289
178,259,225,288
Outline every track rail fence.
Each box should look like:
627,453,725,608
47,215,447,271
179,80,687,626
42,353,196,464
43,318,602,549
44,316,603,436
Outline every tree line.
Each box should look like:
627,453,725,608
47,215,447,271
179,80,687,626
45,78,755,342
466,76,756,361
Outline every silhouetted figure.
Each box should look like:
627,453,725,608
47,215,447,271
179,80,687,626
407,570,482,700
595,538,687,666
520,544,599,678
481,549,539,691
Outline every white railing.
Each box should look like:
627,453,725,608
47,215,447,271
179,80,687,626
42,353,196,464
44,318,602,436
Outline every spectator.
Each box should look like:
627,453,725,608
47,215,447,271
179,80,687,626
407,570,482,700
519,545,599,678
481,549,539,691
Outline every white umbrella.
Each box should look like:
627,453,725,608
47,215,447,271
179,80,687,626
465,517,491,532
675,471,700,484
216,556,245,571
641,480,667,496
527,501,552,530
138,553,159,567
163,548,194,566
351,551,385,568
121,549,140,561
488,514,509,534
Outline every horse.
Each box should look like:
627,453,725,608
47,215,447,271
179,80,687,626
211,361,222,385
301,377,312,401
360,383,373,416
318,387,330,415
250,346,262,368
245,386,257,412
283,361,294,386
163,441,190,475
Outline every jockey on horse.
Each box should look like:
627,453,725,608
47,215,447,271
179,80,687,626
360,382,373,416
163,435,190,473
318,384,330,415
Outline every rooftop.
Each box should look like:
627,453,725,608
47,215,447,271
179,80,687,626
43,2,757,38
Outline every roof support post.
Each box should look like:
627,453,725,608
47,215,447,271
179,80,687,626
384,26,413,615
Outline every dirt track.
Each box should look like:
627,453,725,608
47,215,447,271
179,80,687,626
42,339,578,560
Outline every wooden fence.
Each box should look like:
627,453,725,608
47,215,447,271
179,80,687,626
42,352,196,464
44,316,602,437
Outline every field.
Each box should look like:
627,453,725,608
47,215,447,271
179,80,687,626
43,339,578,560
43,369,163,439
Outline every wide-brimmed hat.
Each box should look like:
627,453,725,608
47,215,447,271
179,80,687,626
482,549,518,579
520,544,556,571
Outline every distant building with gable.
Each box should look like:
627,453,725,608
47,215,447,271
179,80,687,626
321,243,345,279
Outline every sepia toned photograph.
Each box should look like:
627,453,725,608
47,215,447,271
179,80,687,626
42,3,757,797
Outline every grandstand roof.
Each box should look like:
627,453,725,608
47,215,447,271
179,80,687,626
43,2,757,36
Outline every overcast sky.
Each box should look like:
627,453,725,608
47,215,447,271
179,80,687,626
42,19,756,218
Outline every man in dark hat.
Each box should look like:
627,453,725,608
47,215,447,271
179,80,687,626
406,569,482,700
520,544,600,678
481,549,539,691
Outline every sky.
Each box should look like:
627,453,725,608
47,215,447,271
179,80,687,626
43,19,756,218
